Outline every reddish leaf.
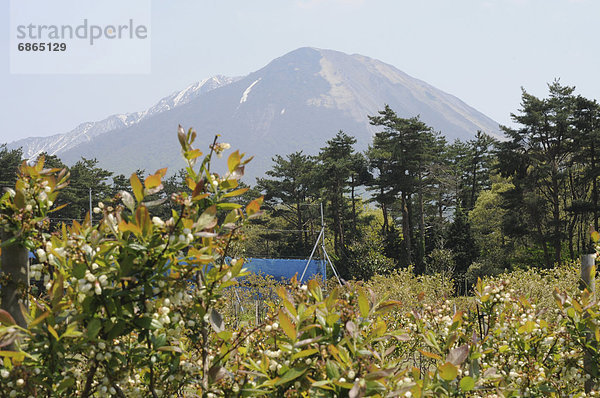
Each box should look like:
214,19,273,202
246,196,264,216
418,349,442,361
145,173,162,190
135,206,151,235
0,310,16,326
278,309,297,340
447,345,469,366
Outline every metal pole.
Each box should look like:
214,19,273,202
323,249,342,286
300,228,324,282
320,202,325,249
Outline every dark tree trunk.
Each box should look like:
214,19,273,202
551,165,562,264
592,142,598,231
351,174,357,235
381,187,388,235
402,192,412,266
535,222,552,268
417,172,426,270
0,231,29,329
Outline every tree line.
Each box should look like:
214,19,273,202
251,81,600,289
2,81,599,289
0,148,186,226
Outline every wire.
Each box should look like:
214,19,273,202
249,228,315,233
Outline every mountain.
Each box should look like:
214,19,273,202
9,75,239,159
8,48,501,181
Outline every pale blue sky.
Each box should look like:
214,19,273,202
2,0,599,143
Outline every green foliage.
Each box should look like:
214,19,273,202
256,151,320,257
343,219,397,280
497,81,600,267
0,126,261,397
1,134,600,396
445,207,478,278
0,145,24,191
318,131,366,257
50,157,113,223
0,155,69,247
367,106,439,268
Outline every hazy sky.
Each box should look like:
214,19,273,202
2,0,599,143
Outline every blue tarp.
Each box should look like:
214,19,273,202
242,258,326,283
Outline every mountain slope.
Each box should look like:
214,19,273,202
11,48,501,181
8,75,238,159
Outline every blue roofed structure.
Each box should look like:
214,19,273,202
241,258,326,283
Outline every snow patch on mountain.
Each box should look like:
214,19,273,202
240,78,261,104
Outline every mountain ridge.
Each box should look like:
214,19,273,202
8,75,240,159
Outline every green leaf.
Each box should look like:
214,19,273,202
220,179,238,190
216,202,242,210
307,279,323,301
228,150,241,173
365,380,386,395
57,376,75,391
358,289,369,318
157,345,183,353
87,318,102,339
223,188,249,198
152,333,167,348
107,320,126,340
274,366,306,386
291,348,318,360
73,263,86,279
47,324,59,341
325,360,340,379
460,376,475,391
63,323,82,338
29,311,50,327
439,362,458,381
133,317,152,330
223,209,239,226
374,300,402,314
130,173,144,203
14,189,25,209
